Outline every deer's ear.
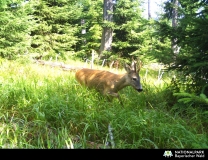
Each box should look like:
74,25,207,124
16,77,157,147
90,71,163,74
131,61,137,71
137,61,142,72
124,64,131,73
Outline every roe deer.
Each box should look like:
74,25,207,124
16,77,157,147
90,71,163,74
75,61,143,107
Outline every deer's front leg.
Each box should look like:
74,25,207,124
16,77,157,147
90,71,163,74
107,92,124,107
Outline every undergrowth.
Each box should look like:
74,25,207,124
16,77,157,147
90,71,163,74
0,59,207,148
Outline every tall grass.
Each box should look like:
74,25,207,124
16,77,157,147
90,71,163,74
0,59,207,148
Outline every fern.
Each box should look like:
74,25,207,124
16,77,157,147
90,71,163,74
173,89,208,107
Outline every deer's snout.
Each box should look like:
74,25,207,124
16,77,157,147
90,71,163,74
136,84,143,92
137,88,143,92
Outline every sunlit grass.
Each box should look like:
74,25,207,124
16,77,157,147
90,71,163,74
0,59,207,148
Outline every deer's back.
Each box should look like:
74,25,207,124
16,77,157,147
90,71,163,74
75,68,121,93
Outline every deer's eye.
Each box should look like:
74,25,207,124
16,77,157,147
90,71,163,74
132,78,137,81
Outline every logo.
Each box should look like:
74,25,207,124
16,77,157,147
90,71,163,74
163,150,173,158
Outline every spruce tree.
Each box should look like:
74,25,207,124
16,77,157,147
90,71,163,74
156,0,208,94
30,0,82,60
0,0,35,59
111,0,147,60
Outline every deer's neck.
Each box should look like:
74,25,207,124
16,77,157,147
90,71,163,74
113,74,129,92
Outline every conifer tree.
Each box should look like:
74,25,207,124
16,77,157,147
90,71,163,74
156,0,208,94
112,0,146,59
0,0,35,59
30,0,82,60
75,0,103,59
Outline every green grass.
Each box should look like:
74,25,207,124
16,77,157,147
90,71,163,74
0,59,207,148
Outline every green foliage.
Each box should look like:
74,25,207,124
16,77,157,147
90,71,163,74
0,0,166,64
0,60,207,148
173,84,208,108
30,0,80,59
155,0,208,95
112,0,148,59
0,0,208,148
151,19,173,64
0,0,7,10
1,0,208,114
74,0,103,58
0,0,35,59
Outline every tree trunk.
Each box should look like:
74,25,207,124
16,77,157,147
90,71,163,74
172,0,180,60
148,0,151,19
99,0,114,59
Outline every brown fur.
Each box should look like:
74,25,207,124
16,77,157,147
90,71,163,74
75,62,143,106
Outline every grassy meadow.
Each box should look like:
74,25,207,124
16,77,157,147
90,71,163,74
0,58,207,149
